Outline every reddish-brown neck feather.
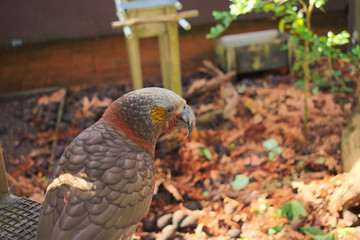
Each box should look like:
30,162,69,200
101,107,154,155
164,115,180,133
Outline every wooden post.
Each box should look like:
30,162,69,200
126,36,143,90
349,0,360,45
112,1,198,94
355,0,360,44
0,145,10,195
159,34,171,90
166,20,182,96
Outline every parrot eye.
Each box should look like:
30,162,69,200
166,106,174,113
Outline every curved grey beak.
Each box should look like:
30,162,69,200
179,105,196,138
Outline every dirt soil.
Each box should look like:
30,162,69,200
1,59,360,239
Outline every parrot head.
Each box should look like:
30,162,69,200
101,87,195,155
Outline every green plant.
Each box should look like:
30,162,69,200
262,138,282,160
268,224,284,235
300,226,334,240
199,147,213,160
279,200,308,221
231,174,250,190
208,0,354,135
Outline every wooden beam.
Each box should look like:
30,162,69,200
0,144,10,195
112,10,199,29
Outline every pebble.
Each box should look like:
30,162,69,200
159,225,177,240
227,228,241,238
179,215,198,228
36,157,49,169
172,210,186,228
143,215,157,232
224,202,237,215
0,126,6,134
185,201,202,210
217,144,230,155
59,122,68,130
157,213,173,230
343,209,358,226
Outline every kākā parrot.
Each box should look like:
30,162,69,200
36,87,195,240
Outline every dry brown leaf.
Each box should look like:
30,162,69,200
38,88,66,105
78,96,112,118
29,145,51,158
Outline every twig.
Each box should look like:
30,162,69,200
50,88,67,171
202,60,224,77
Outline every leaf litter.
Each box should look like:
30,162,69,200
0,60,359,239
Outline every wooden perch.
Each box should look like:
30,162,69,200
112,10,199,29
0,144,10,195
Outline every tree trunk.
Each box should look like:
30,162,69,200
329,95,360,214
342,104,360,173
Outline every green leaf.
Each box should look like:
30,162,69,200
263,3,275,12
297,160,305,169
229,142,235,150
315,157,325,164
340,87,352,93
199,147,213,160
231,174,250,191
278,19,285,33
337,227,356,238
300,226,325,235
312,86,320,95
280,200,307,221
300,226,334,240
263,138,279,151
274,146,283,154
268,224,284,235
268,151,276,161
314,0,328,9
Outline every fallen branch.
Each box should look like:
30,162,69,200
184,71,236,101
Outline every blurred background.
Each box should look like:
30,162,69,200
0,0,352,94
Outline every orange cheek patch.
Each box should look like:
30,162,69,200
151,107,166,124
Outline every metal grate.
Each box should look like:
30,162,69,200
0,194,42,240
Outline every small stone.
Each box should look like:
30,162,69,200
185,201,202,210
160,225,177,240
0,126,6,134
59,122,68,130
224,202,237,215
172,210,186,228
143,215,157,232
343,209,358,226
47,102,59,112
179,215,198,228
157,213,173,230
227,228,241,238
218,144,229,155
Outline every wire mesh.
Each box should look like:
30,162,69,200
0,194,42,240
